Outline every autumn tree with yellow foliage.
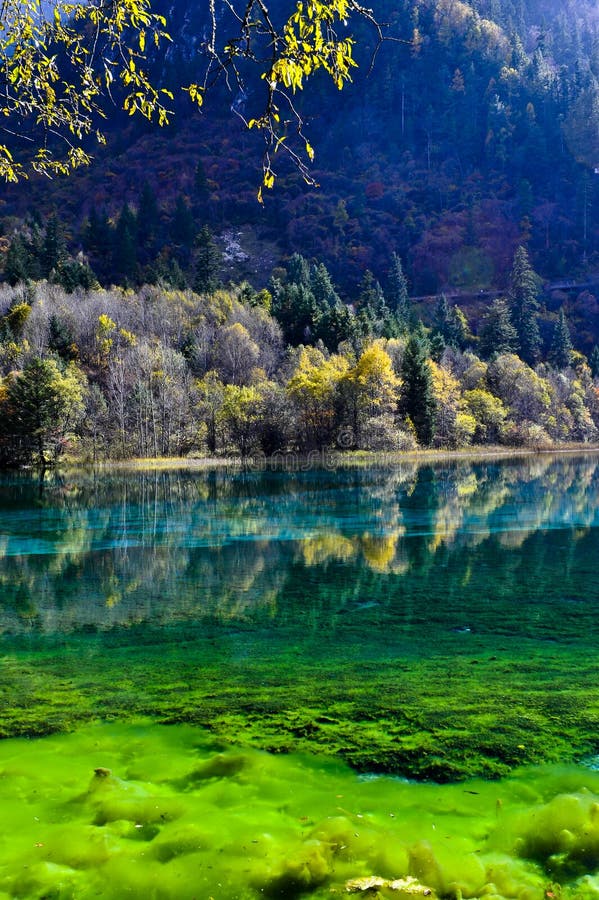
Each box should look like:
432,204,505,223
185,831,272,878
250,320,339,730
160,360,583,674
287,346,349,451
341,342,400,449
0,0,380,188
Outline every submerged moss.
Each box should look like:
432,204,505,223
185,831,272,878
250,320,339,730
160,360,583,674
1,631,598,782
1,721,599,900
2,457,599,780
1,460,599,895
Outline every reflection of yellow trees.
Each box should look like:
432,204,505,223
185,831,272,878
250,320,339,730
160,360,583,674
495,529,530,549
361,534,398,572
494,456,599,548
13,545,283,630
300,530,405,573
423,469,485,553
47,525,97,576
457,473,478,498
301,534,355,567
2,456,599,633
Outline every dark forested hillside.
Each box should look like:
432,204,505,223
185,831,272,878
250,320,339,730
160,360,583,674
0,0,597,325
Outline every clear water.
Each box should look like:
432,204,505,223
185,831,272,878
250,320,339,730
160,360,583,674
1,454,599,898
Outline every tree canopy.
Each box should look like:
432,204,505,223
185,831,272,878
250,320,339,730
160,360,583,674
0,0,382,188
0,0,170,181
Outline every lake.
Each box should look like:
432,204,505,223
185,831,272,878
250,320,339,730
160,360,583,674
1,454,599,898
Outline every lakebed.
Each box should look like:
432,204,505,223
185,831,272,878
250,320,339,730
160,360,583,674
1,454,599,898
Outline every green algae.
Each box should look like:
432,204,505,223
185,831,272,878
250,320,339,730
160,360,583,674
2,721,599,900
2,458,599,895
1,627,599,782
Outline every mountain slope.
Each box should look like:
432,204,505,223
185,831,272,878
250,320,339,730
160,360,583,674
1,0,597,299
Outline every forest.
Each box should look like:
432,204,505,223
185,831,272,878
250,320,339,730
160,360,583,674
0,239,598,467
1,0,596,292
0,0,597,466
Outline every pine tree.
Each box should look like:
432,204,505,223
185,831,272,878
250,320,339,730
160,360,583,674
165,258,188,290
137,182,160,255
429,331,446,362
310,263,351,349
589,345,599,379
286,253,311,287
55,257,98,293
5,357,84,467
42,213,67,278
314,300,356,350
432,295,470,350
358,270,393,339
387,252,411,330
310,262,339,310
149,252,188,289
193,159,210,211
85,208,111,254
193,225,221,294
400,332,436,446
359,271,387,317
380,313,403,340
509,245,542,365
112,203,138,282
549,308,573,369
272,281,318,345
172,195,195,248
433,295,451,344
4,235,31,285
479,298,518,358
84,208,112,281
23,224,43,281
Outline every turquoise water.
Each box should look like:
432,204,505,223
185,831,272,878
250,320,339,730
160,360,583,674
1,454,599,897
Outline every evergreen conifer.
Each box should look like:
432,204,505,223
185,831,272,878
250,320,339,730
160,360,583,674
5,235,30,286
388,252,411,331
42,214,67,278
193,226,221,294
400,332,436,446
509,245,542,364
549,308,574,369
113,204,138,282
479,298,518,358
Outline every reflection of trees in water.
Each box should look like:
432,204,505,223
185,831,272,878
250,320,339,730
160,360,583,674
0,540,289,633
0,455,598,635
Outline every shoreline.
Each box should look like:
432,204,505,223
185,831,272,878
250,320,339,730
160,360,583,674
65,442,599,473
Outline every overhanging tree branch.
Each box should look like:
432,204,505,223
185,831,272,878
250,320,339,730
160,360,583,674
0,0,406,189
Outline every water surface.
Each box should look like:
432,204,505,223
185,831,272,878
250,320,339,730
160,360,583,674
1,455,599,897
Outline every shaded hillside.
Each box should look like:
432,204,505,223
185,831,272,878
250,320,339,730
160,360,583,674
0,0,597,299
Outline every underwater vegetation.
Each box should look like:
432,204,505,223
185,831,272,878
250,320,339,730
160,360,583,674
1,455,599,780
3,722,599,900
1,455,599,896
2,627,599,783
